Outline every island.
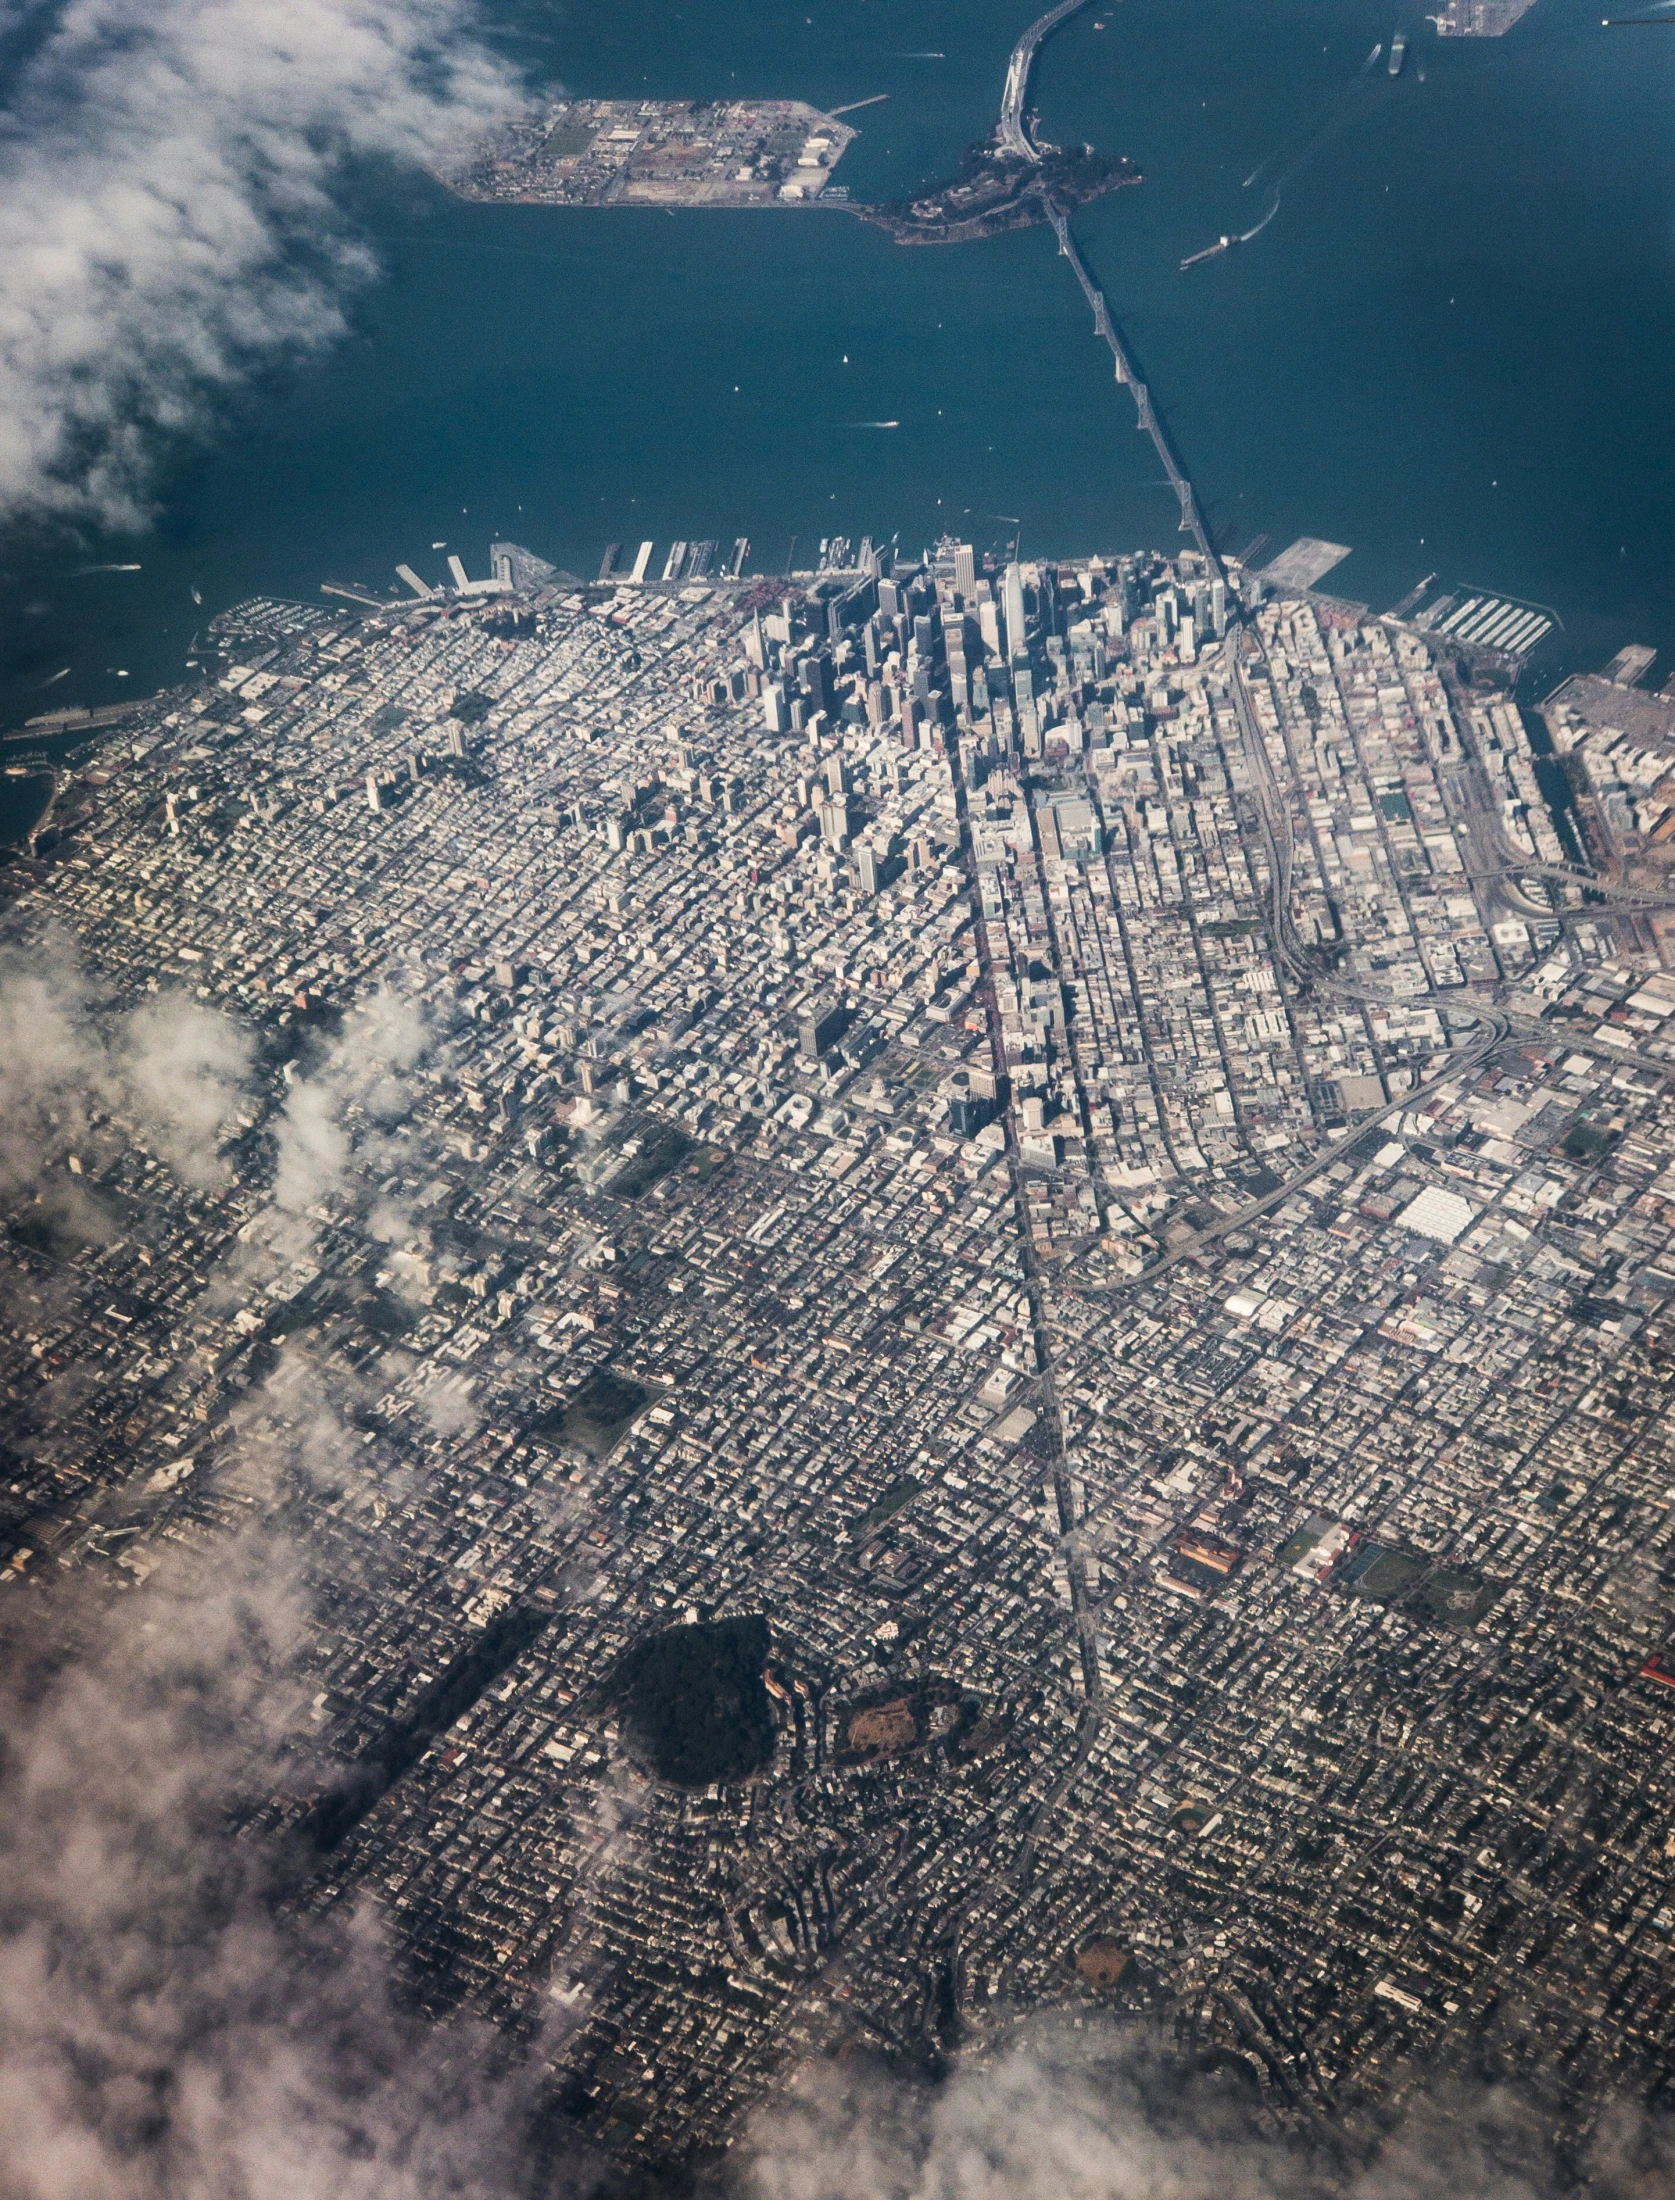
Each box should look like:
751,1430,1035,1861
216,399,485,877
860,141,1138,246
436,98,857,208
434,95,1138,245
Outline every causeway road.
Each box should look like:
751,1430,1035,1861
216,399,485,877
999,0,1092,159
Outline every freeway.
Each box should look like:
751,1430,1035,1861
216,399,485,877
999,0,1093,160
1070,998,1510,1303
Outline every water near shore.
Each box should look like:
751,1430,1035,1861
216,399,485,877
2,0,1672,727
0,770,52,848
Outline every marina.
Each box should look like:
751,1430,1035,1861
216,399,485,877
1408,581,1558,658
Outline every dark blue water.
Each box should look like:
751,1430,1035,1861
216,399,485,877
0,769,51,844
2,0,1672,728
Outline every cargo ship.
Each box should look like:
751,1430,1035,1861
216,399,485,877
1181,233,1237,270
1388,31,1408,71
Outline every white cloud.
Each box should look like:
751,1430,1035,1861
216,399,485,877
0,1439,548,2200
0,0,516,528
118,989,257,1187
743,2022,1673,2200
0,930,253,1200
271,986,428,1215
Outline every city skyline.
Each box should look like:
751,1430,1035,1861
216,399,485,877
7,529,1675,2187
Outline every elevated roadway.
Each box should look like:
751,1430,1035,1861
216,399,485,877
999,0,1092,159
1046,205,1220,568
994,0,1221,566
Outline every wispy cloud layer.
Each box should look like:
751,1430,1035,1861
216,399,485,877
0,1487,553,2200
744,2024,1675,2200
0,930,252,1200
0,0,516,528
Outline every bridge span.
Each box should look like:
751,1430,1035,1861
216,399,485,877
1046,205,1220,571
994,0,1222,572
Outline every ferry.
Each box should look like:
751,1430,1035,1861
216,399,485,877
1388,31,1407,72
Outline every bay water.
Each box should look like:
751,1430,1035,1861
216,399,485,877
2,0,1672,739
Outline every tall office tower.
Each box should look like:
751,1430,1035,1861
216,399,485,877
365,771,382,813
856,842,881,897
877,577,900,617
913,613,938,662
901,694,920,749
1210,578,1227,637
1179,616,1196,661
762,682,789,734
744,611,766,668
1003,561,1028,661
446,724,466,759
825,754,848,798
866,680,885,727
947,1071,995,1140
947,648,969,714
863,620,880,677
954,543,976,600
799,999,846,1061
801,653,835,717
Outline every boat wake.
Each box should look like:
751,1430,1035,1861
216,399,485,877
1240,40,1386,195
1195,40,1390,267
